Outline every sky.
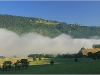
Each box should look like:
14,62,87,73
0,1,100,26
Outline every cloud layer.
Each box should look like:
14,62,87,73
0,28,100,57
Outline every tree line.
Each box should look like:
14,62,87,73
27,53,79,59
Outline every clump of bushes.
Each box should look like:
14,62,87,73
50,60,54,65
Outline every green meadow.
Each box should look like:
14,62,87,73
0,58,100,74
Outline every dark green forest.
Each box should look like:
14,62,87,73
0,14,100,38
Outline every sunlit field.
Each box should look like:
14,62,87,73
0,58,100,74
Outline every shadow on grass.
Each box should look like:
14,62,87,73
0,64,55,74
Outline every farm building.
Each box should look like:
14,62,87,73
82,48,100,56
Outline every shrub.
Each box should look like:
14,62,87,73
74,58,78,62
39,57,41,60
92,57,96,60
50,60,54,65
33,57,36,61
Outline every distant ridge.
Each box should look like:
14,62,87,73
0,14,100,38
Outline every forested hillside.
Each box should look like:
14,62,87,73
0,14,100,38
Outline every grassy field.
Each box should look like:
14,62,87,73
0,58,100,74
